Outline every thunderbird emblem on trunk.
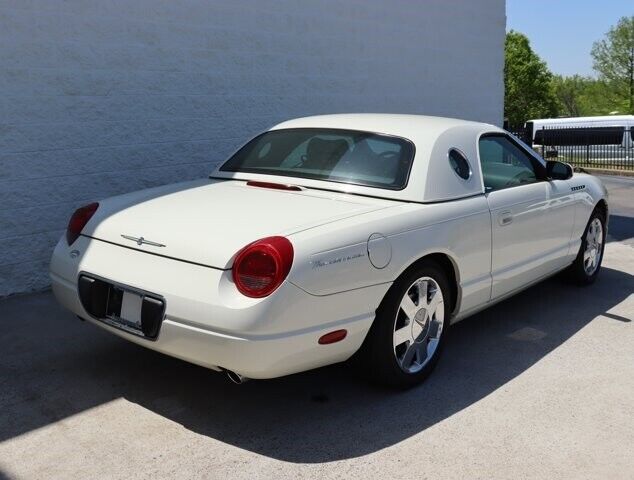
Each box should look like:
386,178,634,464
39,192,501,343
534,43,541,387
121,235,166,248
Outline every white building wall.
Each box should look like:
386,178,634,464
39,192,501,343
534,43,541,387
0,0,505,296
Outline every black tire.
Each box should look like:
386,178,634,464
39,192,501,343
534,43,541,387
566,208,606,285
359,259,452,389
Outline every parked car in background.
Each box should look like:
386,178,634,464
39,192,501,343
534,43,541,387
50,114,609,388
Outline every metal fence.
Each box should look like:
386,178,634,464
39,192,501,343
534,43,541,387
507,125,634,171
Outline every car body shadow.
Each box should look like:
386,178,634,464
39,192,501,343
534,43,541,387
0,267,631,463
607,214,633,244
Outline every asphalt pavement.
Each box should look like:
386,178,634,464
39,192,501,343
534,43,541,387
599,175,634,247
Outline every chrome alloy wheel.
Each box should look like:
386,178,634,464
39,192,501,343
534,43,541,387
583,218,604,275
393,276,445,374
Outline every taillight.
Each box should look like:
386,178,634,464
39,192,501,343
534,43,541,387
66,202,99,245
232,236,294,298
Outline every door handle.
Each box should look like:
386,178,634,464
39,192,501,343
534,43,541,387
498,211,513,226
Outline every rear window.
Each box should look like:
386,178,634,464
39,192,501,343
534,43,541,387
219,128,415,190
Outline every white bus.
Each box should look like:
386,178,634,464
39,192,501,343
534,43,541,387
525,115,634,149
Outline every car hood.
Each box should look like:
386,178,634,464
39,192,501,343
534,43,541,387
83,179,394,269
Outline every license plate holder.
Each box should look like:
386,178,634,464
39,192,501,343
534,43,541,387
106,286,143,330
78,274,165,340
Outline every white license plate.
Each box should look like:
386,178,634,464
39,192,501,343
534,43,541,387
119,291,143,327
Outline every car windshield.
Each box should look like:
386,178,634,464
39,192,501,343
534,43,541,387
219,128,415,190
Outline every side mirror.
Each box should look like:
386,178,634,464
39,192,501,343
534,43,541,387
546,160,573,180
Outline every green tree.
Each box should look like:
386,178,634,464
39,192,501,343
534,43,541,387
552,75,587,117
505,31,559,126
581,78,627,115
591,16,634,114
552,75,621,117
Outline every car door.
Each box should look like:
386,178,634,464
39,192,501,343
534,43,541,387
479,133,575,299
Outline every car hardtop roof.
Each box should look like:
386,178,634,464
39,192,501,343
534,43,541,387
271,113,500,141
213,114,507,203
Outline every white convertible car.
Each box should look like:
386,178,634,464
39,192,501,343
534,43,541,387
50,114,608,387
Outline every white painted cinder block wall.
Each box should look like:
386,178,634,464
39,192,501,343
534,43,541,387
0,0,505,296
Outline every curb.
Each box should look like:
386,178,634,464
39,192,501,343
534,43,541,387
574,167,634,178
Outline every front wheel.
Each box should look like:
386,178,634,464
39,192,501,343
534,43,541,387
360,260,452,388
567,209,606,285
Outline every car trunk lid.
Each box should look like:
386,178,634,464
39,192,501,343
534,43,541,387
84,179,394,269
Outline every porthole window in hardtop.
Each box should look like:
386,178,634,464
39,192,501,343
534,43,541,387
448,149,471,180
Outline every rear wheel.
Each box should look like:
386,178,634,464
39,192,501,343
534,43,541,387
567,209,606,285
360,260,452,388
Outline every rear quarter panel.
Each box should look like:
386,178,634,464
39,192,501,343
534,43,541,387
288,195,492,319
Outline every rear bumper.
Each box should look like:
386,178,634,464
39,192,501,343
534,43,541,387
50,236,388,379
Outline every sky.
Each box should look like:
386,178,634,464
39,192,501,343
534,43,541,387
506,0,634,77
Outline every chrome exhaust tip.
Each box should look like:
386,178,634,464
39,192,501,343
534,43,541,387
224,370,249,384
